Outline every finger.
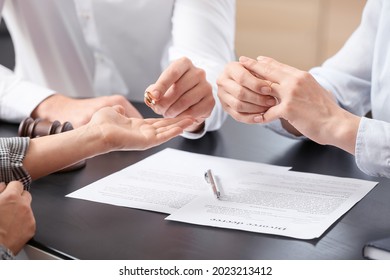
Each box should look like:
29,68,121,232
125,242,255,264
223,103,267,124
253,104,283,124
153,69,204,116
173,98,213,120
147,57,193,100
21,189,32,203
151,118,195,144
150,116,195,129
257,55,299,74
154,127,184,144
112,105,126,116
163,85,212,118
220,90,270,115
220,78,278,107
239,56,290,93
165,67,204,101
225,62,271,96
229,111,261,124
5,181,24,195
155,119,194,134
154,118,195,141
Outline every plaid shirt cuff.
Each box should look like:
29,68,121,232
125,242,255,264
0,137,32,190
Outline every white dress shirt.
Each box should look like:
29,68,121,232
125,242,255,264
0,0,235,137
268,0,390,177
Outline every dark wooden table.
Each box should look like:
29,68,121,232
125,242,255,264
1,103,389,259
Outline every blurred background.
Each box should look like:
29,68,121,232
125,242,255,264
236,0,366,69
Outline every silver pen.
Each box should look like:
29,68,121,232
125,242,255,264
204,169,221,199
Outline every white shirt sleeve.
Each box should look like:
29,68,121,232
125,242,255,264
355,117,390,177
266,1,390,177
266,1,378,140
0,65,55,122
0,1,55,123
169,0,236,139
0,2,55,122
310,0,388,176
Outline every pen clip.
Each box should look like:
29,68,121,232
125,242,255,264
204,169,221,199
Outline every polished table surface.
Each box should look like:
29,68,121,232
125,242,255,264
1,103,390,260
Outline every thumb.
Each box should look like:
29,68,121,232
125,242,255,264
112,105,126,116
254,105,281,124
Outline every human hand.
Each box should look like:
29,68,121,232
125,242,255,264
32,94,143,128
239,56,360,153
145,57,214,133
0,181,35,255
216,60,279,124
85,106,195,152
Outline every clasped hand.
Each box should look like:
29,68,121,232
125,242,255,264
217,55,359,153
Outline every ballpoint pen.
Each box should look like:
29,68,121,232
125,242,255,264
204,169,221,199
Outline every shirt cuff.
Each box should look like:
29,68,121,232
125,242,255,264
0,137,32,190
0,80,55,123
181,122,207,140
354,117,388,177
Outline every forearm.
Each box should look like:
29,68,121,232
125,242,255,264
23,126,105,180
278,111,359,155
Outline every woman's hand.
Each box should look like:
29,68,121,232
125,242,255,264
239,56,360,154
217,61,278,124
32,94,143,128
86,106,195,152
24,106,194,180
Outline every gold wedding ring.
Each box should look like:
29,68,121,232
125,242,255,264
265,80,279,105
144,91,156,107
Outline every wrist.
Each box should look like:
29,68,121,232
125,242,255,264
326,110,360,155
73,125,110,158
31,94,62,120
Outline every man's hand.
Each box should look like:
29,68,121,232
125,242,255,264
0,181,35,255
31,94,143,128
145,57,214,133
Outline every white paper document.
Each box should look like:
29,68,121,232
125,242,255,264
166,169,378,239
66,148,290,214
67,148,377,239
